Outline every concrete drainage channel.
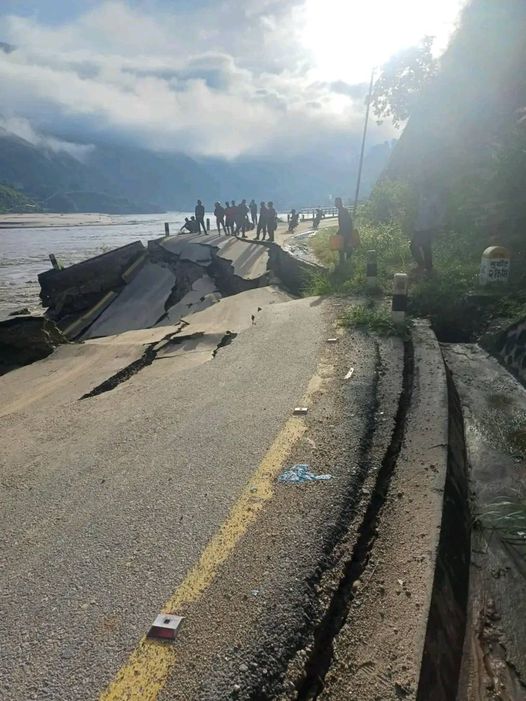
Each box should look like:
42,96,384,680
416,369,471,701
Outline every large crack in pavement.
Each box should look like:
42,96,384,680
79,330,235,399
293,340,415,700
212,331,238,357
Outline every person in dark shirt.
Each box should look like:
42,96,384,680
313,208,323,229
189,216,199,233
230,200,239,235
229,201,237,235
195,199,207,234
249,199,258,227
288,209,299,232
214,202,226,234
335,197,353,266
179,217,193,233
256,201,267,240
236,199,249,238
266,201,277,242
224,201,233,235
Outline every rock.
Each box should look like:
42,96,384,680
0,317,67,368
8,307,31,316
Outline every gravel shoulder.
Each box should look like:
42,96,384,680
159,303,405,700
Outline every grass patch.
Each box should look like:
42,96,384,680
306,220,412,295
304,217,525,340
309,227,339,267
340,303,412,339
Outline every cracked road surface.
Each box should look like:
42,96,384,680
0,295,317,698
0,292,397,701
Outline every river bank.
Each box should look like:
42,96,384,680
0,213,191,319
0,213,171,229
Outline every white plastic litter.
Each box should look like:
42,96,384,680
278,464,332,483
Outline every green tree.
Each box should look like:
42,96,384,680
363,178,416,234
371,37,437,128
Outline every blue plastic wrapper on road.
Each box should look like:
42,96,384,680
278,463,332,483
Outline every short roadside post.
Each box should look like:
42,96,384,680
366,250,377,289
164,222,170,237
206,217,210,231
392,273,408,323
49,253,63,271
479,246,510,286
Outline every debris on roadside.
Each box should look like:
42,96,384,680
344,367,355,380
278,463,332,483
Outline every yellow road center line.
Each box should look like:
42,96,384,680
100,416,306,701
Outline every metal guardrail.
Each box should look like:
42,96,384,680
298,207,338,221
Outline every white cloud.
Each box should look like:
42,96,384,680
0,115,94,159
0,0,462,158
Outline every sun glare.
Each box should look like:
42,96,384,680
302,0,464,83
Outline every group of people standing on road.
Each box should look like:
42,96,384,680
181,199,279,241
180,196,357,269
179,189,443,275
215,199,279,241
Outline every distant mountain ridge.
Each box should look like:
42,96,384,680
0,127,392,213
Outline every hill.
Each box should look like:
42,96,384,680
0,183,39,213
0,127,391,213
44,190,163,214
384,0,526,259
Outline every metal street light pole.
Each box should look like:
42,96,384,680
353,68,376,215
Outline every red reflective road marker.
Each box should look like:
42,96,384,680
147,614,184,642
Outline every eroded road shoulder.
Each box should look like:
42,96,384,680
154,304,405,700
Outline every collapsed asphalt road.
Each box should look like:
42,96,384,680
0,289,396,701
1,224,475,701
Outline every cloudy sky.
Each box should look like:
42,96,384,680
0,0,465,159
